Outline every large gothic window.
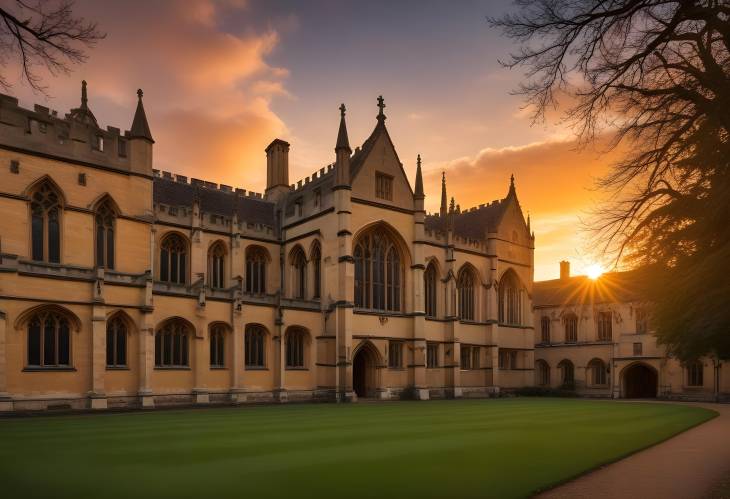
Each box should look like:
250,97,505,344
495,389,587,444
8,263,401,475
290,246,307,299
564,313,578,343
30,181,62,263
245,324,266,368
558,359,574,385
154,320,190,367
457,266,476,321
208,241,226,289
311,242,321,299
245,246,268,295
535,359,550,386
95,199,116,269
354,227,402,312
588,358,607,386
106,315,127,368
498,270,522,325
597,311,613,341
424,262,437,318
27,309,71,367
160,233,187,285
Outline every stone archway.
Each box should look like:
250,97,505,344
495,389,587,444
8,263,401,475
352,343,379,399
623,363,658,398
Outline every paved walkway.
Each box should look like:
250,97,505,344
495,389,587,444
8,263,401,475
537,402,730,499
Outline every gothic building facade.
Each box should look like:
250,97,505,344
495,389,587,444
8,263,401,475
0,84,535,411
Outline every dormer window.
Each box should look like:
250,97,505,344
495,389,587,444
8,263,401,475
118,139,127,157
375,172,393,201
313,189,321,208
295,198,303,217
93,135,104,151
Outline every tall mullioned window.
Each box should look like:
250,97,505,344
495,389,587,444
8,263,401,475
245,246,268,295
687,361,703,387
635,307,648,334
588,358,607,386
209,324,225,368
427,343,438,368
536,360,550,386
424,262,437,318
290,246,307,299
375,172,393,200
597,311,612,341
311,242,321,299
564,313,578,343
95,199,116,269
30,181,62,263
388,341,403,368
286,328,307,368
106,315,127,368
457,267,475,321
540,316,551,343
208,241,226,289
159,233,187,285
499,270,522,325
245,325,266,368
354,227,402,312
559,359,574,385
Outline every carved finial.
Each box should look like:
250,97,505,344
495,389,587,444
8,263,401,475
377,95,386,120
417,154,421,168
137,88,144,100
510,173,515,187
414,154,424,199
339,103,346,117
81,80,88,108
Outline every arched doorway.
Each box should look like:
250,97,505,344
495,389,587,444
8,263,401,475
623,363,658,398
352,343,378,398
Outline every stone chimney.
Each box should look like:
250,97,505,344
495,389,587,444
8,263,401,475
560,260,570,280
264,138,290,203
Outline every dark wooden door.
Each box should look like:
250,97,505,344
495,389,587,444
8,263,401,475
625,364,657,398
353,350,367,398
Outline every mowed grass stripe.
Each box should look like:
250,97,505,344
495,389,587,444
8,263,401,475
0,399,715,499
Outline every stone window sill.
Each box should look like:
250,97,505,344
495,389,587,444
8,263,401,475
23,366,76,372
154,366,191,370
245,366,268,371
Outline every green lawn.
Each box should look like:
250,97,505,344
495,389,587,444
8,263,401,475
0,399,715,499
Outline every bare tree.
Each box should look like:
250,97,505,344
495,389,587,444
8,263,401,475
490,1,730,360
0,0,104,92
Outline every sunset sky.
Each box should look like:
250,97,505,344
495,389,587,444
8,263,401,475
6,0,622,280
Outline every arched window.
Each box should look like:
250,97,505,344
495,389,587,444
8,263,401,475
154,320,190,367
311,243,321,299
208,241,226,289
286,328,307,368
30,180,62,263
27,309,70,367
564,313,578,343
209,324,226,368
354,227,402,312
588,358,607,386
635,307,648,334
558,359,574,385
457,266,476,321
535,359,550,386
95,199,116,269
245,246,268,295
106,315,127,368
245,324,266,368
498,270,522,325
540,316,551,343
597,311,613,341
160,234,187,285
290,246,307,299
424,262,438,318
687,360,703,387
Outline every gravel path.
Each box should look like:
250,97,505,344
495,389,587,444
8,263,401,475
537,402,730,499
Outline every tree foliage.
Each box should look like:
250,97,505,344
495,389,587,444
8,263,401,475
490,1,730,360
0,0,104,92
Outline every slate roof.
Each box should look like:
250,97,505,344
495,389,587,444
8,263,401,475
533,269,649,307
424,200,507,240
153,177,276,226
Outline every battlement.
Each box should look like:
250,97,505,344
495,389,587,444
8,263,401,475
0,89,142,173
289,163,335,192
153,169,264,199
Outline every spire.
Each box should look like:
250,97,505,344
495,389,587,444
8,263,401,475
527,211,531,231
508,173,516,196
130,88,154,143
68,79,98,126
336,103,351,152
439,171,448,218
414,154,424,199
376,95,386,123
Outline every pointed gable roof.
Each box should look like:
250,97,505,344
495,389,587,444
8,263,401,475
130,89,154,143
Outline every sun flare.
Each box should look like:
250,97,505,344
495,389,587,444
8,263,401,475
586,264,604,280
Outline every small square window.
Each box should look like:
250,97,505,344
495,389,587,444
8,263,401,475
93,135,104,152
78,173,86,186
9,160,19,174
633,342,642,356
375,172,393,201
313,189,321,208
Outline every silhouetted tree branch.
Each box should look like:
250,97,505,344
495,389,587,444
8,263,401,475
0,0,104,92
491,1,730,360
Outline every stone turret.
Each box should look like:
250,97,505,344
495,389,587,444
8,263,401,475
128,89,154,176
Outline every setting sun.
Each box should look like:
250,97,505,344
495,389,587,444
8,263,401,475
586,264,604,280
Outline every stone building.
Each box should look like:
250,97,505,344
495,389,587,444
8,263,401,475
0,84,535,411
532,261,729,401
